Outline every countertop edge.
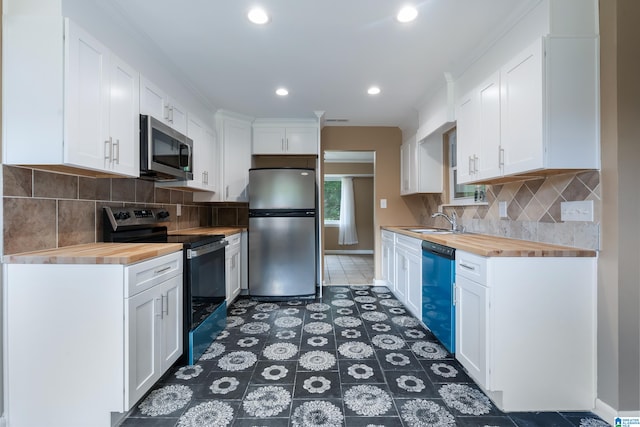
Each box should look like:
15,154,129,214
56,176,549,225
168,226,247,237
383,226,597,258
3,243,184,265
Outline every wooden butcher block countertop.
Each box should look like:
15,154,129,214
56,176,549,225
4,243,184,265
169,227,246,237
384,226,596,257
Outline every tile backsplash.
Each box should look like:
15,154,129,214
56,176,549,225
2,165,217,255
417,170,601,250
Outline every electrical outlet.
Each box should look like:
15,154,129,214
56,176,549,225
176,204,182,216
499,201,508,218
561,200,594,221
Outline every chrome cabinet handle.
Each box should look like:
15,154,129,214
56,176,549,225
163,104,170,121
499,147,505,168
468,156,474,175
286,138,289,151
459,262,476,271
474,155,479,174
104,138,112,161
169,106,174,123
162,294,169,316
154,266,172,275
113,139,120,164
156,297,163,318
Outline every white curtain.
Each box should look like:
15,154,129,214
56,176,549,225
338,177,359,245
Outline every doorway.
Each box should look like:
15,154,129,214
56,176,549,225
322,151,375,285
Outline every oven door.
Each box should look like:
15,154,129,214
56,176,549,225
185,240,228,332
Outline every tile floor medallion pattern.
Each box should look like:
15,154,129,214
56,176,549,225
120,285,609,427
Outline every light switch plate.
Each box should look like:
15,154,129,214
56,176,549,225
561,200,594,221
380,199,387,209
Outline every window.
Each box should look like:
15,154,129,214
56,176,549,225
324,177,341,225
447,128,485,204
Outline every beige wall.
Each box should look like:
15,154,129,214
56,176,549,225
321,127,422,278
598,0,640,412
323,177,374,251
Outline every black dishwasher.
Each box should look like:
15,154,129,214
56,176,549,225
421,240,456,353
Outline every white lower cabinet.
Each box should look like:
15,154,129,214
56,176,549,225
454,273,489,387
126,273,182,408
381,230,395,287
455,250,596,411
225,233,242,304
391,233,422,319
4,251,183,427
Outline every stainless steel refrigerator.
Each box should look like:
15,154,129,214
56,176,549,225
248,168,317,298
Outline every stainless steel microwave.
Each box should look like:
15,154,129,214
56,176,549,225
140,114,193,181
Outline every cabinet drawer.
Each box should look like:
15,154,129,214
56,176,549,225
226,233,241,248
381,230,395,243
395,234,421,252
125,251,183,298
455,250,487,284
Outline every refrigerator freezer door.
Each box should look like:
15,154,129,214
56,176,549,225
249,168,316,210
249,216,316,297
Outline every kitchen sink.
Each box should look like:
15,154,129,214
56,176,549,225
407,228,454,234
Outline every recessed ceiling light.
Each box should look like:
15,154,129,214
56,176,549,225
367,86,381,95
276,88,289,96
396,5,418,23
248,7,269,24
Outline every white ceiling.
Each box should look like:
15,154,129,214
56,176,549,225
106,0,537,132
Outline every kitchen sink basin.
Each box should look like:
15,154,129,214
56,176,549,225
407,228,453,234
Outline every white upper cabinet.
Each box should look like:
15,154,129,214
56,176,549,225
157,114,218,192
193,111,252,203
456,36,598,184
222,115,252,201
252,120,318,155
400,132,444,195
4,18,140,177
140,77,188,135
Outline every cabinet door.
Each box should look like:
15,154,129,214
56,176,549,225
168,100,187,135
65,21,110,172
228,249,241,303
253,127,286,154
405,251,422,319
222,118,252,201
456,93,479,184
188,116,206,187
381,237,395,287
140,77,166,122
500,39,544,176
400,141,414,194
394,249,409,304
160,275,183,371
204,127,218,192
285,127,317,154
477,72,502,180
126,286,162,408
455,275,490,389
109,54,139,177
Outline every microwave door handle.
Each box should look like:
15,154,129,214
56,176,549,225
185,143,192,170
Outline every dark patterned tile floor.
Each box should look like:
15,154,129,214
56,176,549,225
119,285,609,427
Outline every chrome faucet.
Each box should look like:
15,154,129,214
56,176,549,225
431,211,458,232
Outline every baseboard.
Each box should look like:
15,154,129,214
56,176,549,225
324,250,373,255
373,279,388,286
594,398,640,425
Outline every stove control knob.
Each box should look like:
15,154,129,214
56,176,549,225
114,211,130,220
157,210,170,220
